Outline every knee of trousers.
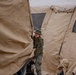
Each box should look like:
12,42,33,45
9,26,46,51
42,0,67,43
36,66,41,72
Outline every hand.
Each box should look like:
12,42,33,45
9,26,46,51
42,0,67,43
29,49,35,58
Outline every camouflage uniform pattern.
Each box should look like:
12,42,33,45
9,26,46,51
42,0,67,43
32,36,44,75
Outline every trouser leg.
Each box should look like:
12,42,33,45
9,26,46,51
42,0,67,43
35,54,42,75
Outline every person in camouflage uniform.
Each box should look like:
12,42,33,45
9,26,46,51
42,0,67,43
32,30,44,75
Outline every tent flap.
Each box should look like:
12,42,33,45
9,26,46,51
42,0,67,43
0,0,33,75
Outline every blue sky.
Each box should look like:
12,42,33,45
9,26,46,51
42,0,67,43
29,0,76,7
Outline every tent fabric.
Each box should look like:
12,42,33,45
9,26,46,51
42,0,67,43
50,6,74,13
31,7,51,13
31,6,75,13
42,11,72,73
0,0,76,75
61,8,76,75
0,0,33,75
31,6,76,74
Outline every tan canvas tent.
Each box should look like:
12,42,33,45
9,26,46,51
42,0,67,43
0,0,76,75
0,0,33,75
61,8,76,75
30,6,76,75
